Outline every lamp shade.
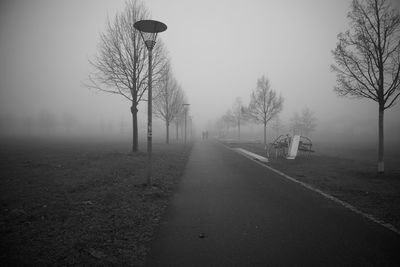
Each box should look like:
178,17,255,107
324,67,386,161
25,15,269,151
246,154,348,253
134,20,167,50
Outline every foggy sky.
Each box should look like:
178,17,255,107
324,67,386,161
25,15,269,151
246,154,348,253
1,0,399,142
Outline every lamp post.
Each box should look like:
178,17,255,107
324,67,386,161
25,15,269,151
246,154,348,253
134,20,167,186
183,103,190,145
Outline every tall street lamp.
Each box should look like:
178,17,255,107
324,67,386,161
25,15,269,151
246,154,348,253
183,103,190,145
134,20,167,186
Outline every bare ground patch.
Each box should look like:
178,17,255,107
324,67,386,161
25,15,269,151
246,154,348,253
0,137,192,266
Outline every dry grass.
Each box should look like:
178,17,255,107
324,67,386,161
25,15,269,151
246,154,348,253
225,141,400,231
0,137,192,266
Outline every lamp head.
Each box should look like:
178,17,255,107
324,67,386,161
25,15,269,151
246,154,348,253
134,20,167,50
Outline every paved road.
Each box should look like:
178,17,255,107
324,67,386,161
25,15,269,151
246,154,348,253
146,141,400,266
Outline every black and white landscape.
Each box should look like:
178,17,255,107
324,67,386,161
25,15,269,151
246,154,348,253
1,0,400,265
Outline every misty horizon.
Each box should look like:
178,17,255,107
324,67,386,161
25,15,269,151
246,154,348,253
1,0,400,146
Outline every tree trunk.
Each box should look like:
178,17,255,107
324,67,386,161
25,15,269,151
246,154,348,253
166,121,170,144
263,122,267,146
378,106,384,174
175,122,179,140
131,105,138,153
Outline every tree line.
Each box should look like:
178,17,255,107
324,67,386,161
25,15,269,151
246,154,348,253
215,75,317,146
87,0,188,152
87,0,400,175
217,0,399,174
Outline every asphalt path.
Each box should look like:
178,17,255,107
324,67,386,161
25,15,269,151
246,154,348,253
146,141,400,266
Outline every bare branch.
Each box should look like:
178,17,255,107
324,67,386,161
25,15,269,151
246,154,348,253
246,75,284,126
331,0,400,109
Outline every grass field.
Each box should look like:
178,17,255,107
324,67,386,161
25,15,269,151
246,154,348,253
1,136,399,265
224,140,400,232
0,136,192,266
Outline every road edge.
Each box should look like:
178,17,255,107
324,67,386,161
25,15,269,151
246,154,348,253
219,141,400,235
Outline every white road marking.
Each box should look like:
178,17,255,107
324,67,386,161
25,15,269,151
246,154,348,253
225,144,400,235
234,148,269,163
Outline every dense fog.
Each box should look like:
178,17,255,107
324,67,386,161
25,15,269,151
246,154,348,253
1,0,399,148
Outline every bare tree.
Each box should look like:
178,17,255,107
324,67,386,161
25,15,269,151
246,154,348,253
232,97,245,139
173,113,182,140
246,75,283,145
331,0,400,173
222,109,235,136
154,62,186,144
214,118,225,138
300,107,317,136
87,0,167,152
173,100,187,141
213,111,234,139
